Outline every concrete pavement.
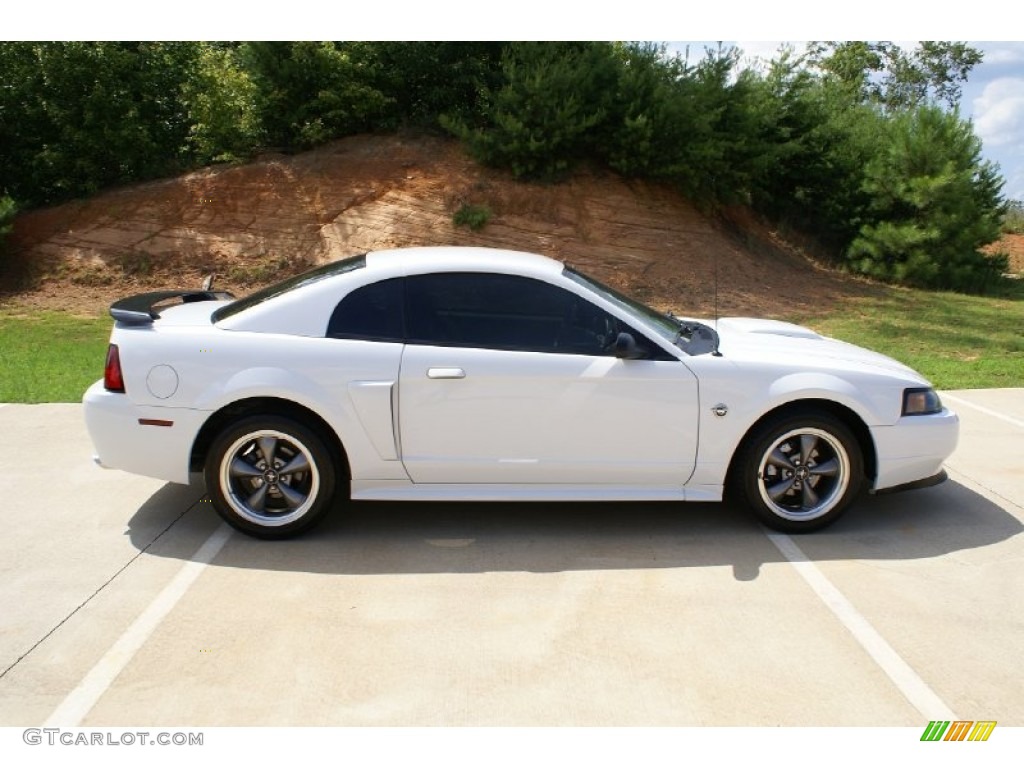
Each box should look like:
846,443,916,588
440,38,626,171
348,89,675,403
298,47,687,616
0,391,1021,726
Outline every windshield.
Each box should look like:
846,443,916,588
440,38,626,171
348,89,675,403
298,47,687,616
564,266,680,343
564,265,719,356
212,254,366,322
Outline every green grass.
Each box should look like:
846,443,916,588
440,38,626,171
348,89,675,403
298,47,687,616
796,284,1024,390
0,311,111,403
0,283,1021,402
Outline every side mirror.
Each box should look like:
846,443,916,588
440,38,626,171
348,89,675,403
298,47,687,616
613,332,646,360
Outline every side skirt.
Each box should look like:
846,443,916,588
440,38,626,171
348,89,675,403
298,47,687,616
350,481,723,503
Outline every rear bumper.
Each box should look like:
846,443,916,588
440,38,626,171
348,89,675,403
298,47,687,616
870,408,959,492
82,380,209,484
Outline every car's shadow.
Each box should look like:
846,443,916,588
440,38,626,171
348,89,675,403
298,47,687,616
125,478,1022,582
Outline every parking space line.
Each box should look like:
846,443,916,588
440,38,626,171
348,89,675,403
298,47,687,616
765,530,958,721
942,393,1024,430
43,524,232,727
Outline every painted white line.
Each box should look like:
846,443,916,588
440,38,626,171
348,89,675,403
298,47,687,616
44,524,232,727
765,530,957,721
942,393,1024,430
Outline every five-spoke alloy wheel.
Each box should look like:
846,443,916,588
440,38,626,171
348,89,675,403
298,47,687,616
205,415,336,539
734,411,864,532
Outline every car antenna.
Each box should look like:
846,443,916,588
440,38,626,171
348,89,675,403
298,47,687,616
711,245,722,357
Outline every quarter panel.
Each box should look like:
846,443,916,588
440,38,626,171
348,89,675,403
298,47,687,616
184,335,408,482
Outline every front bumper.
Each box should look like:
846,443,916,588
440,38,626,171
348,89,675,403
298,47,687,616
870,407,959,492
82,380,210,485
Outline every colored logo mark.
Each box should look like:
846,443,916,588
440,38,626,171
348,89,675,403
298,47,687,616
920,720,997,742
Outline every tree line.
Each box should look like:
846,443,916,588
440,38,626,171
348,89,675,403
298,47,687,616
0,41,1010,292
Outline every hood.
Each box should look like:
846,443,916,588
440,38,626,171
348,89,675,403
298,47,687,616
713,317,926,381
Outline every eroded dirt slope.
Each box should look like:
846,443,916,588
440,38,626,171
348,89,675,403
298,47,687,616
994,233,1024,274
5,134,883,317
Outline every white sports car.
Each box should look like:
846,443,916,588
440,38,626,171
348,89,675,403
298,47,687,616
83,247,958,538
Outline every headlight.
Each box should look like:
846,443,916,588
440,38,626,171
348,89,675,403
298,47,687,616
902,387,943,416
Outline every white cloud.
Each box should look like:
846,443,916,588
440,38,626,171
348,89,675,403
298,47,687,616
977,43,1024,67
972,78,1024,149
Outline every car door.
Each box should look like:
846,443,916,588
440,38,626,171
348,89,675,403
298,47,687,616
397,272,699,486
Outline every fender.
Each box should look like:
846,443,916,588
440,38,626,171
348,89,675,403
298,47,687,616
766,372,892,426
689,371,891,489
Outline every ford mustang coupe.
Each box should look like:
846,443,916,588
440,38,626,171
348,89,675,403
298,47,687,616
83,247,958,538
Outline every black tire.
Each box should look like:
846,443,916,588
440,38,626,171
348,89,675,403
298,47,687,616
204,415,337,539
732,410,864,533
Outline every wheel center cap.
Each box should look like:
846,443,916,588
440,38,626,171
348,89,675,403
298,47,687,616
263,469,279,485
795,466,810,481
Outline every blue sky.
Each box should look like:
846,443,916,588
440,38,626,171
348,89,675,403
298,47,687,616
962,42,1024,201
714,41,1024,202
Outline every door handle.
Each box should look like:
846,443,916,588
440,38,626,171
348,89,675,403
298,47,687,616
427,367,466,379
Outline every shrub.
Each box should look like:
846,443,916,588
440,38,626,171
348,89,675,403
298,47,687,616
1003,200,1024,234
242,42,392,149
443,42,619,180
452,203,492,231
0,195,16,257
0,42,201,206
183,44,262,163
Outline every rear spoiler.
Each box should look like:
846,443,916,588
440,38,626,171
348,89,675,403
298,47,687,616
109,290,235,325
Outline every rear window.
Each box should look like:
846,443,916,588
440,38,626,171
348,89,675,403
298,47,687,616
212,254,366,323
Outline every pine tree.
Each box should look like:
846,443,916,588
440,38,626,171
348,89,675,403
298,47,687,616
847,106,1007,291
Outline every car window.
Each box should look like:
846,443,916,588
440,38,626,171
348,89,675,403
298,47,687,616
564,265,679,343
405,272,663,357
327,277,404,341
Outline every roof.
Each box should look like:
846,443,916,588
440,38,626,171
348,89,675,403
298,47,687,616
365,246,564,279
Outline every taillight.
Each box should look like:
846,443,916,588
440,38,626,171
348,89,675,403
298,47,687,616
104,344,125,392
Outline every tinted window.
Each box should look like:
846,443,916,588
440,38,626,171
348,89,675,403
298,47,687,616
405,273,662,357
327,278,404,341
564,265,679,344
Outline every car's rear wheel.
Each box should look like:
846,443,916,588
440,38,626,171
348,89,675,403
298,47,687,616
204,415,336,539
734,411,864,532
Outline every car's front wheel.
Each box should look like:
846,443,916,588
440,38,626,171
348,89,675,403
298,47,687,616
204,415,336,539
734,411,864,532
